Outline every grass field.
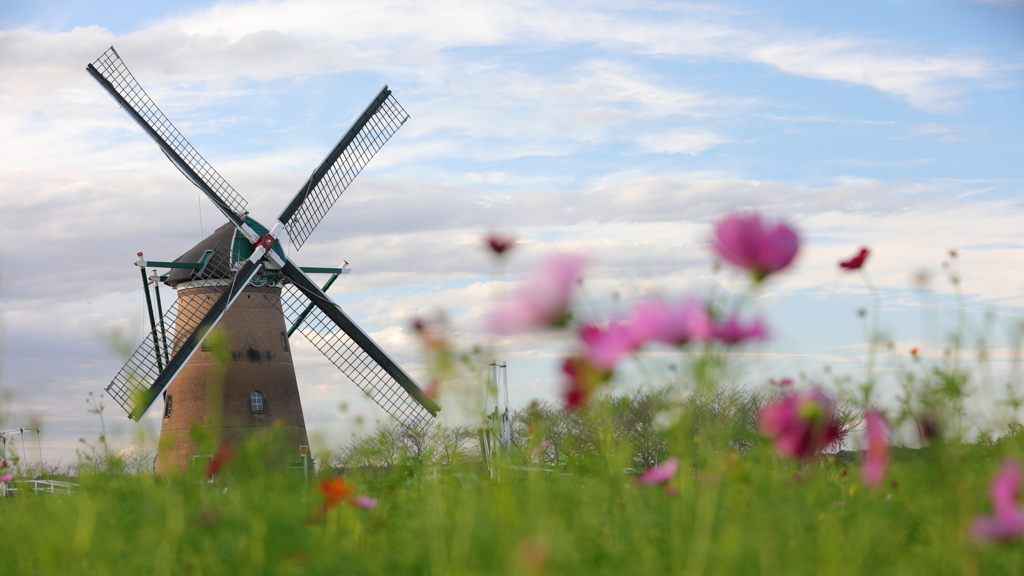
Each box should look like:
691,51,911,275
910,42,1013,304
1,418,1023,575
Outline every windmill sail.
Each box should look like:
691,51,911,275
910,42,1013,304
277,86,409,250
90,46,438,431
106,256,263,420
86,47,249,226
275,263,438,431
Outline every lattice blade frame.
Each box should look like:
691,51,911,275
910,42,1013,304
276,262,438,431
277,86,409,250
106,256,262,420
86,46,248,227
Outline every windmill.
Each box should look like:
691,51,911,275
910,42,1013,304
86,47,439,472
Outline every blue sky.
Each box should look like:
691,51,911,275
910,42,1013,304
0,0,1022,461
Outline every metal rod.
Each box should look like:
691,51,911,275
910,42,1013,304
151,270,170,364
286,272,340,337
140,266,164,372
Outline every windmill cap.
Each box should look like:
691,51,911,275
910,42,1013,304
163,222,236,288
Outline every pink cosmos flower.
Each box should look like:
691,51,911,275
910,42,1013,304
713,315,767,345
649,299,713,346
862,409,890,487
488,254,585,334
770,378,794,387
423,379,440,399
636,457,679,485
972,459,1024,542
758,386,841,460
624,300,670,345
839,247,870,271
0,474,11,482
580,323,635,370
532,440,550,458
712,213,799,282
582,299,714,370
351,495,378,510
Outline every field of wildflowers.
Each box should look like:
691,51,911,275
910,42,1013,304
2,211,1024,575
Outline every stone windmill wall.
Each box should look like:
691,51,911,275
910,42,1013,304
155,223,309,473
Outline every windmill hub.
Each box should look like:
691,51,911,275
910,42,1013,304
88,46,440,473
253,234,276,254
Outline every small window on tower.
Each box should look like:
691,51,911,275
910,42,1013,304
280,331,289,352
250,391,265,413
164,395,172,418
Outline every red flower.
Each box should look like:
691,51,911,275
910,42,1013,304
307,477,378,522
485,234,516,255
839,247,870,271
561,355,610,410
206,445,233,480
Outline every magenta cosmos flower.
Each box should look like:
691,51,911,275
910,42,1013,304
580,298,713,370
636,457,679,485
972,459,1024,542
712,314,767,345
713,213,799,282
758,386,841,460
839,247,870,271
488,254,585,333
862,409,890,487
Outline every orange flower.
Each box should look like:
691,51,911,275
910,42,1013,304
910,347,919,356
319,477,355,509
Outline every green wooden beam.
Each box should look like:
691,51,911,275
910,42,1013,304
287,272,341,337
299,266,349,274
145,261,202,269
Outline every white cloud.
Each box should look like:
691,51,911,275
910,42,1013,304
637,131,727,155
914,123,951,134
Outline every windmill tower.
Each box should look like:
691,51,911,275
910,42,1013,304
86,47,440,472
